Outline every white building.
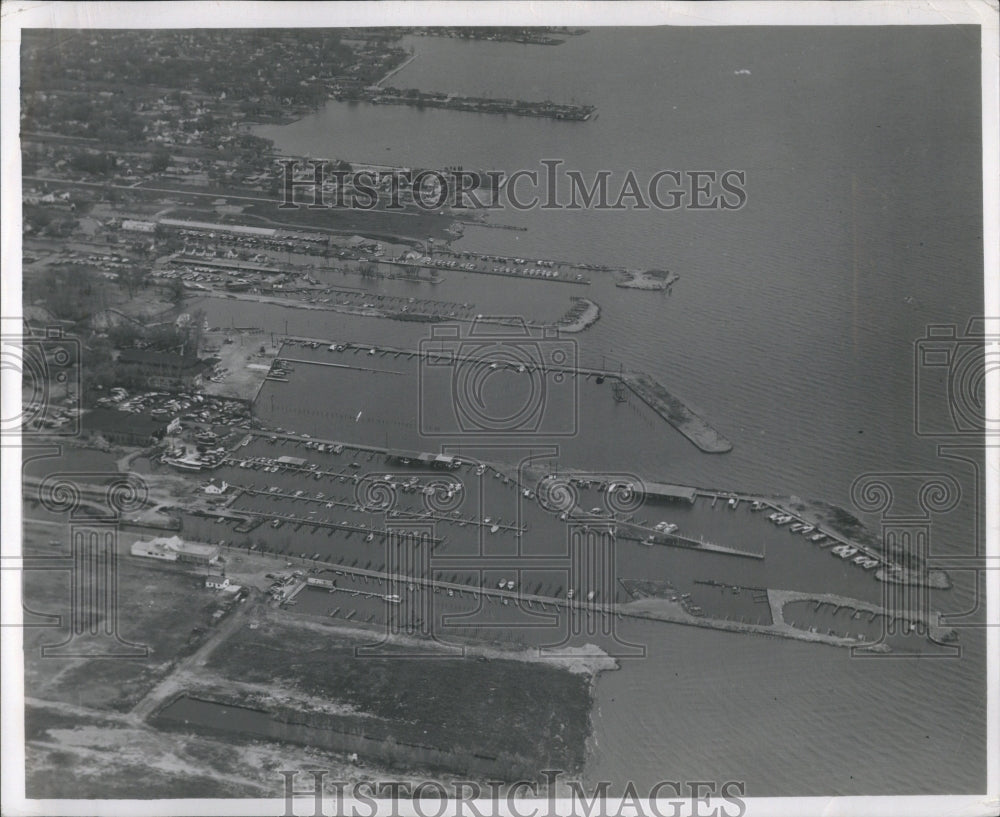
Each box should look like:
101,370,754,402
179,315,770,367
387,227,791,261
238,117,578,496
130,535,219,565
205,576,230,590
130,539,179,562
122,219,156,233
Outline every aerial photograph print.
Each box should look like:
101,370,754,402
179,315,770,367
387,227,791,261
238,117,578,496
1,3,997,816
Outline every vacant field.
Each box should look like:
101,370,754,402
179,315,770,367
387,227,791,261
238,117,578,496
25,701,404,799
21,544,234,712
204,617,592,775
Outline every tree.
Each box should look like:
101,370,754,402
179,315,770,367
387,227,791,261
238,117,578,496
165,278,186,304
107,322,143,349
119,267,149,299
69,150,116,176
185,308,206,354
150,146,172,173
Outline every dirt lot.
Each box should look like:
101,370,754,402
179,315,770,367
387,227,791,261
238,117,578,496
25,699,438,799
200,328,276,401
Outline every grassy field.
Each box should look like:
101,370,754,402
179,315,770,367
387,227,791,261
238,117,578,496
205,617,593,775
21,542,234,712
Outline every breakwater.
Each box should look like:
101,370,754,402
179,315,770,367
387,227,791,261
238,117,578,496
623,373,733,454
348,87,596,121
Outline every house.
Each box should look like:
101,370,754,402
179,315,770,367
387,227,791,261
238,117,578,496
204,481,229,495
84,409,170,446
116,348,207,389
205,576,230,590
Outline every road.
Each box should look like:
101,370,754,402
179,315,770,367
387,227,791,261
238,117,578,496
130,593,261,721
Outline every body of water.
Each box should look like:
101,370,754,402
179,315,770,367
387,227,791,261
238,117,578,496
238,26,988,794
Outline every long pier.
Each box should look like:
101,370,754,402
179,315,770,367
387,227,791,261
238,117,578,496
213,540,914,651
379,256,591,286
375,54,417,87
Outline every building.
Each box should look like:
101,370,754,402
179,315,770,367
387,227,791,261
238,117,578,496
204,481,229,495
121,219,156,233
205,576,230,590
131,535,220,565
130,539,179,562
157,218,277,238
276,455,306,467
643,482,698,504
116,348,207,389
84,409,170,446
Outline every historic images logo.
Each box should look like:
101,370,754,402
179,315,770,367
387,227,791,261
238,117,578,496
279,769,748,817
277,159,747,212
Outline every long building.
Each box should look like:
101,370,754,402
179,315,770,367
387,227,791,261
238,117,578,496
130,535,220,565
643,481,698,504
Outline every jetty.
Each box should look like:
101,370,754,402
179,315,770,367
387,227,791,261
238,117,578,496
624,373,733,453
353,87,596,121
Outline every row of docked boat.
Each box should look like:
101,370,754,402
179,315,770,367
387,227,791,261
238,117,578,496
767,511,881,570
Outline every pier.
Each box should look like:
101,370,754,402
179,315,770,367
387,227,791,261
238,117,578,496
624,373,733,454
375,53,417,87
210,539,915,652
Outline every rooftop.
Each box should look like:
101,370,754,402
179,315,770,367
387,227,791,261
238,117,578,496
158,218,277,238
642,482,698,503
146,535,220,558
